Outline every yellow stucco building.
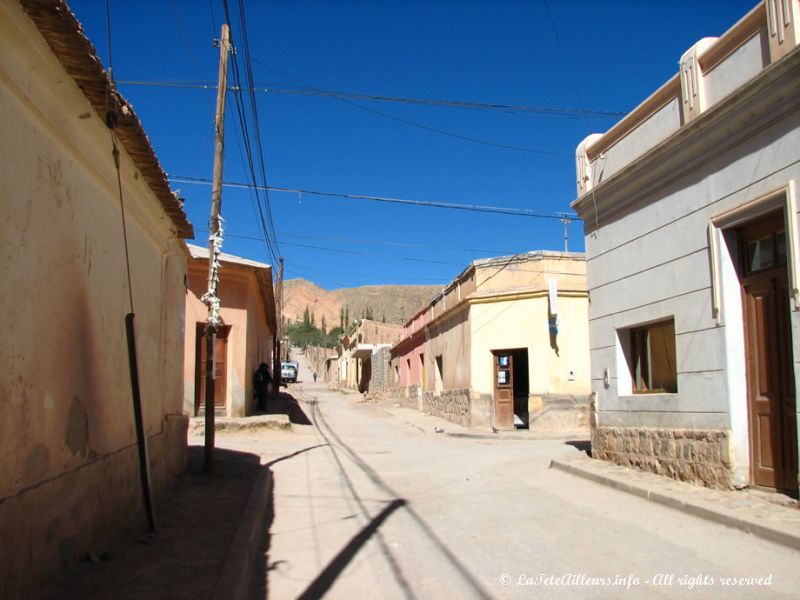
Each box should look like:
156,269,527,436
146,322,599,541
390,252,591,431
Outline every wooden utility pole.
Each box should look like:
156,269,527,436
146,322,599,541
273,257,284,397
203,24,231,473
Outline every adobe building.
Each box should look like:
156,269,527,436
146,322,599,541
389,252,591,431
0,1,193,597
337,319,403,392
571,0,800,494
184,244,277,417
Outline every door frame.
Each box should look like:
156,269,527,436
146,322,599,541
710,182,800,491
738,212,797,494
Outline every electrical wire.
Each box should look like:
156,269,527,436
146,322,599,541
169,174,579,221
221,0,281,267
200,228,517,255
251,58,572,157
116,79,625,119
543,0,601,228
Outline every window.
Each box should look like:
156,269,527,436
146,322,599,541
435,355,443,393
628,319,677,393
744,227,786,274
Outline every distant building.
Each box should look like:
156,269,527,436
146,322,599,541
0,1,193,597
571,1,800,493
184,244,277,417
390,252,591,431
338,319,403,392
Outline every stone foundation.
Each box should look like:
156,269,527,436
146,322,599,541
591,426,734,489
528,394,590,432
423,388,471,426
384,384,421,410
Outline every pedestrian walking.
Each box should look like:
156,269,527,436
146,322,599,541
313,371,318,382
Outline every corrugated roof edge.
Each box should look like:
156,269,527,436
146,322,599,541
19,0,194,239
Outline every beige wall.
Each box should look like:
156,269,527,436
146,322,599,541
421,305,471,391
470,294,591,397
0,3,189,597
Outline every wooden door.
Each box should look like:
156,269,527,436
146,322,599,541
493,352,514,430
741,215,798,493
195,324,230,415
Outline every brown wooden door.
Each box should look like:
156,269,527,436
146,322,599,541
741,215,798,493
195,324,230,415
493,352,514,430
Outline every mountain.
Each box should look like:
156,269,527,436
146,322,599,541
282,278,441,327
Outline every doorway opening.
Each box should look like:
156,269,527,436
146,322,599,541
492,348,530,430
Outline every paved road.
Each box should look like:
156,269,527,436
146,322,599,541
240,356,799,599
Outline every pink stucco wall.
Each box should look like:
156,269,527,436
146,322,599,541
184,259,274,417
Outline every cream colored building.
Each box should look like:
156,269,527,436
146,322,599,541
572,1,800,493
184,245,276,417
338,319,402,392
0,1,193,597
390,252,591,431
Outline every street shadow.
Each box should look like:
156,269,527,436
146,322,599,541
249,464,275,600
263,391,312,425
308,400,493,600
45,445,265,600
250,444,332,600
565,440,592,456
297,499,407,600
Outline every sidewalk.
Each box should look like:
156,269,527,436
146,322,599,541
376,401,589,441
45,443,273,600
551,454,800,551
374,397,800,552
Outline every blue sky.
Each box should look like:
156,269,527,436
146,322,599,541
70,0,756,289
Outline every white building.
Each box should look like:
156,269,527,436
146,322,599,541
572,0,799,494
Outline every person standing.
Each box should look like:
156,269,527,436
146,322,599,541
254,363,271,412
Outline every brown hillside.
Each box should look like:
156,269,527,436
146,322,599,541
283,278,440,327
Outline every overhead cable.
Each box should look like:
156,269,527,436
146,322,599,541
117,79,625,119
169,174,580,221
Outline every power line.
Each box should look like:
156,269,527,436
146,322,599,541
116,79,625,119
252,58,571,157
221,0,281,266
169,174,579,221
221,230,518,255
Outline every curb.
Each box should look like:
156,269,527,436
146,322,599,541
190,415,292,435
447,431,589,441
213,464,274,600
550,458,800,552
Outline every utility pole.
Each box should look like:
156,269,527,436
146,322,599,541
272,257,284,399
561,215,571,253
201,24,230,473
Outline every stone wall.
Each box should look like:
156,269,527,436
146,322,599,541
369,346,392,392
591,426,734,489
384,384,421,410
528,394,590,432
423,388,471,426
